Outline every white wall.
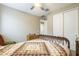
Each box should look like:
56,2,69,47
47,13,53,35
0,5,40,42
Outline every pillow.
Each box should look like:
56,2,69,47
27,34,38,41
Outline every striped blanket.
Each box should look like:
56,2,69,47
0,39,70,56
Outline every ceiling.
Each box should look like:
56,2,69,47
2,3,72,17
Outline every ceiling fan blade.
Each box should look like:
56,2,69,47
41,7,44,10
31,6,34,10
41,7,49,11
45,8,49,11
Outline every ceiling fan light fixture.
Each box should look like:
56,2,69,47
34,3,42,8
31,3,49,12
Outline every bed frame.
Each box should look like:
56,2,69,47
38,35,70,49
27,34,70,49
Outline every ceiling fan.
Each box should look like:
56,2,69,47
30,3,49,11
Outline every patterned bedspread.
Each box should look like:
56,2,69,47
0,39,70,56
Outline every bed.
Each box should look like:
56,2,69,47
0,35,70,56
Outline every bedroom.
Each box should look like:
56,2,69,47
0,3,79,56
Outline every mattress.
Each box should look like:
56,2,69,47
0,39,70,56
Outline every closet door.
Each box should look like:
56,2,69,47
64,9,78,54
53,13,64,37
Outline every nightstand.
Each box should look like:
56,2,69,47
76,40,79,56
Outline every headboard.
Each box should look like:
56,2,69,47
38,35,70,49
26,34,70,49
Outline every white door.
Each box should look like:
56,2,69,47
40,20,47,35
64,9,78,53
53,13,64,37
